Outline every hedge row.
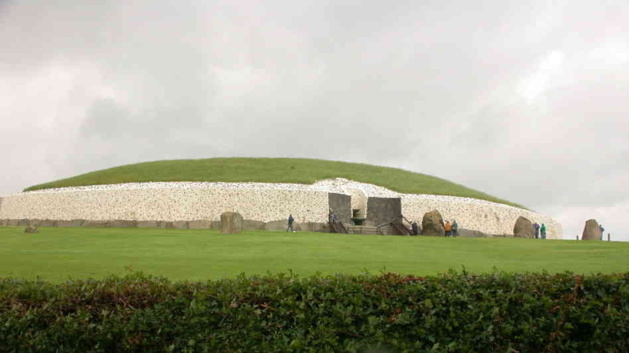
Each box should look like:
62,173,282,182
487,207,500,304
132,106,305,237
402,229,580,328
1,272,628,352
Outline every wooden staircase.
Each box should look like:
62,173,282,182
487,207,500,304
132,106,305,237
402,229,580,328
391,220,412,236
329,220,349,234
347,225,380,235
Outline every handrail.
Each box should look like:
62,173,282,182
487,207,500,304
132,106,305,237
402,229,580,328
376,215,414,236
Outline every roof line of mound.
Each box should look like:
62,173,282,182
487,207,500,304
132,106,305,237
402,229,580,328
22,158,526,209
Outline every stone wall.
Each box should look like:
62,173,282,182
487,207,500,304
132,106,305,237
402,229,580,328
366,197,402,226
328,193,351,223
0,180,563,238
0,187,330,224
401,195,562,239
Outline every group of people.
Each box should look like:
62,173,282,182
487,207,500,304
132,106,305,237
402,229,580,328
409,219,458,236
444,220,459,237
533,222,547,239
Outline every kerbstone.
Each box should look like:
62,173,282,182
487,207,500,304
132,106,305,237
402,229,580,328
37,219,57,227
188,220,212,229
83,221,110,228
242,220,265,231
138,220,160,228
57,220,85,227
262,220,302,232
109,220,138,228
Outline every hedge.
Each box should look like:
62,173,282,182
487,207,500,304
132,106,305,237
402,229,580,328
1,272,628,352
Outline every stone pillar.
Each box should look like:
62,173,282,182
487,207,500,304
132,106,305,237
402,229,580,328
221,212,243,234
582,219,601,240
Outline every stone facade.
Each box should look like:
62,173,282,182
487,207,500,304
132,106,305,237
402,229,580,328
401,194,561,239
328,193,351,224
366,197,401,226
0,179,562,238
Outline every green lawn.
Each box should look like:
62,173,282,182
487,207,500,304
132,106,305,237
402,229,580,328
24,158,523,208
0,227,629,281
1,227,627,282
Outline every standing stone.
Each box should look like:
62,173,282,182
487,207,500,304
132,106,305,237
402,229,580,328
513,216,534,238
582,219,601,240
421,210,445,236
221,212,243,234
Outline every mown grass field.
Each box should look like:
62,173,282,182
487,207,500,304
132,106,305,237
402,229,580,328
1,227,627,282
24,158,524,207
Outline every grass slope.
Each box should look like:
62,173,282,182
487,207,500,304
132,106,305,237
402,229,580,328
24,158,522,207
1,227,627,282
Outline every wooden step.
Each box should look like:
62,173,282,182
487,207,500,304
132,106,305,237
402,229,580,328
347,226,380,235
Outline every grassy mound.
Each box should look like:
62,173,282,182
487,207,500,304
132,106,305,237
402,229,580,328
25,157,521,207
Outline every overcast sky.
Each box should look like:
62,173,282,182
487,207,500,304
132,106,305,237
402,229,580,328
1,1,628,240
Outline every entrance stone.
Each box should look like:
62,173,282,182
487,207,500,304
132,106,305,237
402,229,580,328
422,210,445,236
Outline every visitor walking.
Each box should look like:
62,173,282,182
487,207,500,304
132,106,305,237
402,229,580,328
540,223,546,239
599,224,605,240
533,223,540,239
452,220,458,237
287,214,295,232
444,220,452,237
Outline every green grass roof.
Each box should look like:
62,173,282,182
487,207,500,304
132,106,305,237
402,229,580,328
24,158,524,208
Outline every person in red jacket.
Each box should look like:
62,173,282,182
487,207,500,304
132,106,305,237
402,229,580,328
444,220,452,237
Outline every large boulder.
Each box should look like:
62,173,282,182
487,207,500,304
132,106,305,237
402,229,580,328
582,219,601,240
421,210,445,236
513,216,534,238
221,212,243,234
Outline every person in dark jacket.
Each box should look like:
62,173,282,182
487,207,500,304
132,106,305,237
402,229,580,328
287,214,295,232
411,221,419,235
533,223,540,239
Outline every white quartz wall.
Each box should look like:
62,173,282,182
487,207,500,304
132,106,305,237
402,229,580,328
0,187,329,223
402,195,562,239
0,179,562,238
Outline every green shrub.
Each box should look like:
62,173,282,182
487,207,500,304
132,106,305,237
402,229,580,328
1,272,628,352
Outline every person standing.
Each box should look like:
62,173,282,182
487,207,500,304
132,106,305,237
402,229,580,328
540,223,546,239
444,220,452,237
287,214,295,232
452,220,459,237
533,223,540,239
599,224,605,240
411,221,419,235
